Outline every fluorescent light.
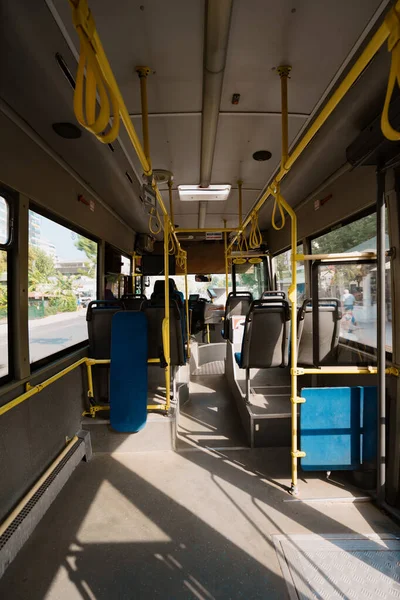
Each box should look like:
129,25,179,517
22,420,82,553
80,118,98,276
178,184,231,202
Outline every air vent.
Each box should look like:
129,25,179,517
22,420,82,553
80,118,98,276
0,434,89,578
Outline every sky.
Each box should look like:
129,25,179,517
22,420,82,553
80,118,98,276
33,211,89,261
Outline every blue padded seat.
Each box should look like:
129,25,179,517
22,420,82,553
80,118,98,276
235,352,242,367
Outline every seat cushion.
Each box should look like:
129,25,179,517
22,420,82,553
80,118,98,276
235,352,242,367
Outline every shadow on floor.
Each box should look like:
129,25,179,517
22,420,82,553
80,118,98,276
0,442,397,600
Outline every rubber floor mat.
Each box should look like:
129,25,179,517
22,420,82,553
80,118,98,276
273,533,400,599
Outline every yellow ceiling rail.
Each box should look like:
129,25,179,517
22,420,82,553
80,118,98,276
381,4,400,140
237,179,243,227
68,0,183,255
227,9,394,253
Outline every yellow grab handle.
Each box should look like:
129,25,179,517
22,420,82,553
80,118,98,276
271,184,286,231
382,6,400,141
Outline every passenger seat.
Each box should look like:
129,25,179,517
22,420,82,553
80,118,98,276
141,299,185,366
222,291,253,341
297,298,341,366
121,293,146,311
235,297,290,402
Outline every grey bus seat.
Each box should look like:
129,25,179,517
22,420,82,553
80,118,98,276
86,299,124,404
235,298,290,403
222,291,253,340
151,278,187,341
261,290,286,303
121,294,146,311
297,298,341,366
141,299,185,366
86,300,124,358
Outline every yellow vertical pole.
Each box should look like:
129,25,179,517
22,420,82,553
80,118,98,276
237,180,243,228
163,215,171,409
135,66,152,167
168,179,174,226
277,64,301,495
86,362,94,400
224,218,229,296
277,66,291,168
184,256,190,358
207,324,210,344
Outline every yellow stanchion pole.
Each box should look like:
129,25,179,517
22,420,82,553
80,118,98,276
238,180,243,228
184,256,190,358
135,66,152,168
224,219,229,296
163,216,171,410
168,179,174,226
277,65,304,496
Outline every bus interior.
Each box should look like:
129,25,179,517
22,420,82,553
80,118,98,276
1,0,400,598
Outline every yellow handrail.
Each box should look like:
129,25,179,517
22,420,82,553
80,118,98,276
227,10,394,253
68,0,182,253
381,4,400,140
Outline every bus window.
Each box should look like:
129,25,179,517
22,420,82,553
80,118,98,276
312,211,391,353
234,261,266,298
0,249,8,379
272,245,305,302
121,255,131,276
144,274,231,305
0,195,11,379
28,209,98,366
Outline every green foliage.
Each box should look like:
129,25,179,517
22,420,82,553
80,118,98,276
29,248,55,291
0,251,7,276
312,214,377,254
74,235,97,277
47,294,77,313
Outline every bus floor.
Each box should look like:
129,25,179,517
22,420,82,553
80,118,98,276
0,378,398,598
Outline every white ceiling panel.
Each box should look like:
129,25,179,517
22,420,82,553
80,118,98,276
211,114,306,188
221,0,383,113
130,115,201,184
52,0,204,113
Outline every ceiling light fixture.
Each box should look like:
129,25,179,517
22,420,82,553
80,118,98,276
178,184,231,202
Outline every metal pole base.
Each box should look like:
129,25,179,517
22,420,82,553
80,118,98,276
289,483,300,497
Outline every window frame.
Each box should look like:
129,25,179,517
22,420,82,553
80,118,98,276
309,207,392,358
0,184,16,384
28,203,99,371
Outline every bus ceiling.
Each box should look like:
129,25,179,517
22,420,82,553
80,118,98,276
0,0,397,238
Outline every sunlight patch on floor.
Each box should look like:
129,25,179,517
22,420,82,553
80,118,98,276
76,479,171,544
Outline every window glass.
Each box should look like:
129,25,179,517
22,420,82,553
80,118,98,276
272,244,305,303
144,274,231,305
0,197,9,245
235,261,266,298
312,212,391,352
28,210,97,364
121,255,131,276
0,250,8,378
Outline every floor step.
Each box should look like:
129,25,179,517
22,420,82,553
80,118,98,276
82,413,176,453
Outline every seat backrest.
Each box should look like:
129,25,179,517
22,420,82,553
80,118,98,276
141,299,185,366
151,278,186,338
223,292,253,340
86,300,124,358
297,298,341,366
240,299,290,368
121,294,146,311
261,290,286,301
